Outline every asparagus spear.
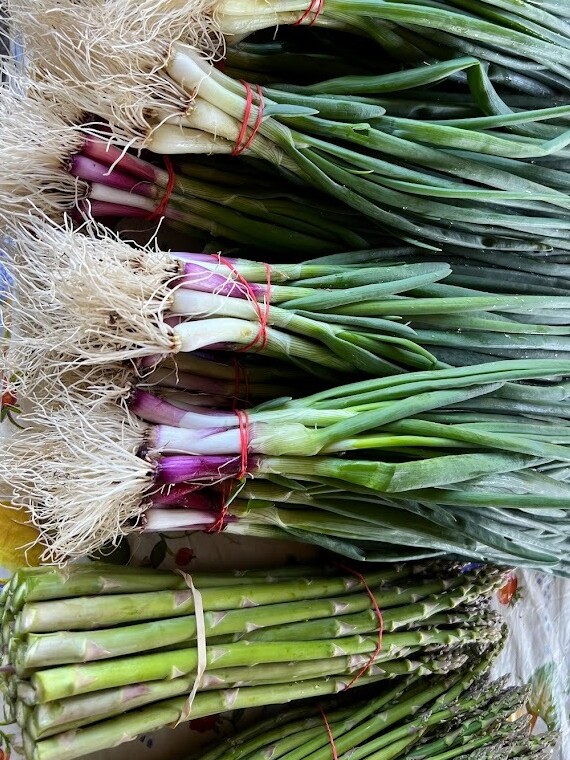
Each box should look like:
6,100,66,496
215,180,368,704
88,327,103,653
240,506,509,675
29,623,502,703
8,562,348,612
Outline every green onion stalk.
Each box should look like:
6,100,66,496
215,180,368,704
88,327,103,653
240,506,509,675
191,669,557,760
0,86,377,255
222,33,570,105
307,248,570,299
287,82,570,136
5,356,570,564
272,55,570,143
10,4,570,254
0,561,508,760
223,36,378,86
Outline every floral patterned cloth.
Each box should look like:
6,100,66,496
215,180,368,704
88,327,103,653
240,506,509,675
492,569,570,759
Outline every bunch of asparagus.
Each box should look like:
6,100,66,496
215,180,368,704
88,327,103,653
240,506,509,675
195,668,558,760
0,561,506,760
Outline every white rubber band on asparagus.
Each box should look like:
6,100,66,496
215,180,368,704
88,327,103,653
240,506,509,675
174,571,207,726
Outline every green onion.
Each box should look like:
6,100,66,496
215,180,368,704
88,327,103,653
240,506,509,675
9,217,570,407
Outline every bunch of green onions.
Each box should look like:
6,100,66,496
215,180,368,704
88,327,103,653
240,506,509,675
0,561,507,760
3,219,447,381
11,0,570,100
0,85,378,256
87,358,570,576
8,1,570,253
71,139,380,257
6,354,570,566
143,50,570,253
8,219,570,394
194,669,557,760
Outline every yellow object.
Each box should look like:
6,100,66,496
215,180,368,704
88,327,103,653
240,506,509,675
0,503,43,570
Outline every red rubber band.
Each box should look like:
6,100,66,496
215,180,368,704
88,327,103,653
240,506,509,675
147,156,176,221
212,255,272,353
337,564,384,689
320,707,339,760
258,262,271,352
240,84,264,154
209,480,232,534
232,82,264,157
209,407,250,532
294,0,324,26
235,408,250,480
232,82,253,157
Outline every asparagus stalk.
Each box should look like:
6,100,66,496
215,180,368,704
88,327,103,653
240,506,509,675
30,623,503,703
8,562,348,612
